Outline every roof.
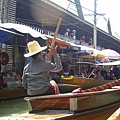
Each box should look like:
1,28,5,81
16,0,120,52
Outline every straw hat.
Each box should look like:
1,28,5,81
24,40,47,57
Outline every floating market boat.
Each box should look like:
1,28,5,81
60,61,118,89
0,87,27,99
22,80,120,120
1,80,120,119
0,83,79,100
57,83,80,93
61,76,114,89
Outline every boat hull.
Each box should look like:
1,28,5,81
61,76,114,89
2,104,119,120
2,81,120,120
108,107,120,120
58,83,80,93
23,80,120,119
25,88,120,113
0,84,77,100
0,88,27,99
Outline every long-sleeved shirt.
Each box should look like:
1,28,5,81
22,56,62,95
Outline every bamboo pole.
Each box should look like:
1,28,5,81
46,18,62,60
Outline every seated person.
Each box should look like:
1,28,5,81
22,41,62,97
0,75,7,89
94,70,104,80
86,70,94,78
109,71,117,80
102,70,110,80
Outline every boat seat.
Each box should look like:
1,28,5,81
112,86,120,89
89,87,97,92
103,89,117,91
108,82,115,87
95,86,103,91
99,85,106,90
104,83,112,89
83,89,91,92
117,80,120,85
114,80,120,86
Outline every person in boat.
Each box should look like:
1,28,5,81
102,70,110,80
94,70,104,80
62,59,69,76
86,70,94,78
22,40,62,97
0,74,7,89
111,65,120,79
69,65,74,76
109,71,117,80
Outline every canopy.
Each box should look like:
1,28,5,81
101,49,120,60
98,60,120,66
0,23,47,44
46,35,71,46
70,60,120,66
91,49,105,58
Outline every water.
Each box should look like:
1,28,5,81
0,97,28,117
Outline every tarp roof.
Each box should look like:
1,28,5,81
98,60,120,66
0,23,47,39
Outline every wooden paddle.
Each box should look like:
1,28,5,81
46,18,62,60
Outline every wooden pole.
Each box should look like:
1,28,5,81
47,18,62,60
93,0,97,49
52,18,62,45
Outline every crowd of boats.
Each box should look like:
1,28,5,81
0,51,120,119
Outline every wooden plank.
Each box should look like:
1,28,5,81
107,107,120,120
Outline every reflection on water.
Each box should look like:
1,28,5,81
0,97,28,117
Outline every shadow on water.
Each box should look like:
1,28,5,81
0,97,28,117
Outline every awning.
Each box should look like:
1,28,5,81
0,23,47,39
98,60,120,66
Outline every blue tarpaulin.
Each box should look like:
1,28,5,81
0,23,47,44
0,30,15,44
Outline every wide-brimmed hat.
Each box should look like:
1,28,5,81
24,40,47,57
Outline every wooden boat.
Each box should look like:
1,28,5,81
57,83,80,93
20,80,120,120
61,76,114,89
0,87,27,99
1,80,120,119
107,107,120,120
0,84,79,100
61,61,120,89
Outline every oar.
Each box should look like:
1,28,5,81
87,67,96,78
46,18,62,60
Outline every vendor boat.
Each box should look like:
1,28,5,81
0,87,27,99
60,61,119,89
24,80,120,120
61,76,114,89
1,80,120,119
0,83,79,100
